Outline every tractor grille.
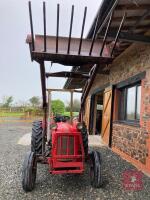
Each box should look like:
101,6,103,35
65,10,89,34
56,135,81,156
48,133,84,174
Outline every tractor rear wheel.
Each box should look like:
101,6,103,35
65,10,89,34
90,150,103,188
81,122,88,157
22,151,37,192
31,121,43,155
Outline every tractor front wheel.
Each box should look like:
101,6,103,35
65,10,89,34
22,152,37,192
90,150,103,188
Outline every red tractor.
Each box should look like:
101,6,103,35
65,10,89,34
22,89,102,191
22,2,104,192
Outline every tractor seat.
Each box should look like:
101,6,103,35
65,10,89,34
54,115,70,123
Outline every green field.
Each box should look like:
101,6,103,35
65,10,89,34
0,111,79,118
0,112,25,117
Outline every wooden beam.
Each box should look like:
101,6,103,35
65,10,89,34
98,30,150,44
116,4,150,11
47,88,82,93
111,24,150,30
116,71,146,89
130,10,150,32
113,16,150,22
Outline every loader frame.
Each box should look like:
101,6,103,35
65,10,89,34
26,0,125,158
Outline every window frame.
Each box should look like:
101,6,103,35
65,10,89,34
119,82,141,124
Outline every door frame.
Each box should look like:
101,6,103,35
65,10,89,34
89,83,109,134
89,92,104,135
89,84,114,147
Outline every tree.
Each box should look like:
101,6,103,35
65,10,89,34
51,99,65,115
15,100,29,107
66,99,80,112
2,96,13,108
29,96,41,108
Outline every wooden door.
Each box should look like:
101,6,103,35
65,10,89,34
101,87,113,145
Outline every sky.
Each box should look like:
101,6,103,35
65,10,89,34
0,0,102,105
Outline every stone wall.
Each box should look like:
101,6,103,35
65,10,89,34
84,42,150,173
109,43,150,84
109,44,150,169
112,123,148,164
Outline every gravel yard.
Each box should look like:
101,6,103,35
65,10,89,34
0,122,150,200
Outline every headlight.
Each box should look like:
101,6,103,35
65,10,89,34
50,123,58,130
76,122,83,130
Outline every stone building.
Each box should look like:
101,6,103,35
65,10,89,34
64,0,150,175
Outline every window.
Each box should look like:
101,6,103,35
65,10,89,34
119,83,141,123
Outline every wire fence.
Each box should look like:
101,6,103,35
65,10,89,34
0,107,79,123
0,107,43,123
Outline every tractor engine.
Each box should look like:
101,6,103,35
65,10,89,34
48,122,85,174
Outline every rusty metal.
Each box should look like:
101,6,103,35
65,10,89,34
78,7,87,55
42,106,47,155
29,35,109,56
111,12,126,57
81,65,97,105
32,52,113,66
45,71,89,79
27,35,111,66
32,51,112,66
27,3,113,67
26,2,115,122
56,4,60,53
38,61,47,156
67,5,74,54
80,0,119,108
89,10,101,55
43,1,47,52
81,5,124,107
100,12,113,56
39,61,47,108
28,1,34,51
97,0,118,35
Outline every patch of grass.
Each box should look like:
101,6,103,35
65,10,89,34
64,112,79,117
0,112,25,117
